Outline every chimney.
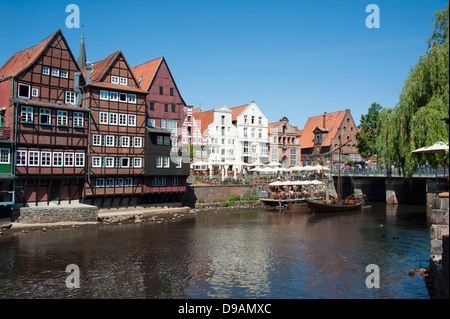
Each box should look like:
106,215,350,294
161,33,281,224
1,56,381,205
74,72,82,106
323,112,327,128
85,62,94,84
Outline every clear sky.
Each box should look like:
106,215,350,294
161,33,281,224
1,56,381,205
0,0,447,129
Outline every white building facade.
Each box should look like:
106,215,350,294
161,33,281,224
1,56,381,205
234,102,269,165
207,105,238,166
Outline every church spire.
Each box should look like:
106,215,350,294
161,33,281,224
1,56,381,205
77,27,86,69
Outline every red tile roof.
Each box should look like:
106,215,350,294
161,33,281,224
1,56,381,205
81,51,146,93
0,30,59,80
230,104,248,121
301,110,347,149
194,109,214,135
131,57,163,92
268,122,277,133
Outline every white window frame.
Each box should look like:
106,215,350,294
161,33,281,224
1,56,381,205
105,157,115,168
57,110,68,126
65,91,76,105
60,70,69,78
163,156,170,168
118,114,127,126
92,134,102,146
172,177,179,186
156,156,163,168
42,66,50,75
18,83,30,99
17,150,27,166
120,157,130,168
119,77,128,86
75,153,85,167
176,157,182,168
51,68,60,77
53,152,63,167
119,93,127,102
100,90,109,100
64,152,74,167
20,106,33,123
128,94,136,104
133,158,142,168
39,108,52,125
0,149,10,164
28,151,40,166
109,112,118,125
110,91,119,101
133,137,142,148
40,151,52,167
73,112,84,128
127,114,136,127
99,112,109,124
31,88,39,97
105,135,115,147
92,156,102,168
120,136,130,147
111,76,119,84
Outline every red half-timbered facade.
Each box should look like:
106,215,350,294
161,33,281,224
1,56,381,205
0,29,89,206
82,51,147,207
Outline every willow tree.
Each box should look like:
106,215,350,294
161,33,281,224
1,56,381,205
377,4,449,178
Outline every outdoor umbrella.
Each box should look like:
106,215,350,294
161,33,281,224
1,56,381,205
266,161,282,167
412,141,449,177
249,160,265,167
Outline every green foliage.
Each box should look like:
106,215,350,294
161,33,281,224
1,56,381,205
377,4,449,178
198,198,206,203
356,102,382,158
229,194,241,201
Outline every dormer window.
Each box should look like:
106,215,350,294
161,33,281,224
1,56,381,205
119,77,128,86
111,76,119,84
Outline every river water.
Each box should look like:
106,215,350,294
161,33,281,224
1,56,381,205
0,203,430,299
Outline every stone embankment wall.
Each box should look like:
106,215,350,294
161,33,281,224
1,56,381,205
184,184,262,207
16,204,98,224
427,196,449,299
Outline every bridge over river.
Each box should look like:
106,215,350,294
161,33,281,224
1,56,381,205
330,169,448,205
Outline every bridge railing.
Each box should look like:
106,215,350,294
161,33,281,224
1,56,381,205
329,166,448,178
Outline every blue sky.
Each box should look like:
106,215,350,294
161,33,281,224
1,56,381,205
0,0,447,129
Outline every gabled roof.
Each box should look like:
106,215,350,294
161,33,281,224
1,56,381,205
0,29,62,80
268,122,277,133
131,57,163,92
81,50,146,93
301,110,347,149
194,109,214,134
131,57,186,105
230,104,249,121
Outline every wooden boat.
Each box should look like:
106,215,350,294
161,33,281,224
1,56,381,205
305,130,365,213
305,197,362,212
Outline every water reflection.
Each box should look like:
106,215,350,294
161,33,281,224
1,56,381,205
0,204,430,299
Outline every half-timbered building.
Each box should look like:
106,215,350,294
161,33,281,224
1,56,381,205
0,29,89,206
132,57,190,203
81,51,147,207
